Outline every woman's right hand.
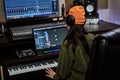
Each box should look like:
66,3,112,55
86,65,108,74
45,68,56,79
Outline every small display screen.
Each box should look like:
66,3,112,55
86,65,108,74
32,25,67,55
4,0,59,20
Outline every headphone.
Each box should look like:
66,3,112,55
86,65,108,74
65,15,75,27
65,0,84,27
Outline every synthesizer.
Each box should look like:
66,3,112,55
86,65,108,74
7,59,58,76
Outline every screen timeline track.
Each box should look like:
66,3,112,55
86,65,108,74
4,0,59,20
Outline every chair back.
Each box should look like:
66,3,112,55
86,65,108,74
85,28,120,80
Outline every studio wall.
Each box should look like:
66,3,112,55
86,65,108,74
109,0,120,25
0,0,6,24
98,0,108,9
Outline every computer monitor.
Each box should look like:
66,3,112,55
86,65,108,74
32,25,67,55
4,0,59,22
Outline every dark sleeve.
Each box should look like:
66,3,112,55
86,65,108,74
54,42,75,80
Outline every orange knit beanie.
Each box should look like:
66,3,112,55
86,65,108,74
68,6,85,24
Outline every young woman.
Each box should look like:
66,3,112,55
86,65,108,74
45,1,95,80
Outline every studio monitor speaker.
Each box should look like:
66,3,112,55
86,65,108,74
84,0,98,17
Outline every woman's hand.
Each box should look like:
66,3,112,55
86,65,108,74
45,68,56,79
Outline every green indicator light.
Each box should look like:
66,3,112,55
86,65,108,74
44,51,48,54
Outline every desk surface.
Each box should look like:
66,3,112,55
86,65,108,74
85,20,120,33
0,21,120,65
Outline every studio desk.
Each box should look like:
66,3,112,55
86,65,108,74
0,21,120,80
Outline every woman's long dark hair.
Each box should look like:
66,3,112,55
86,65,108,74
64,25,90,55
